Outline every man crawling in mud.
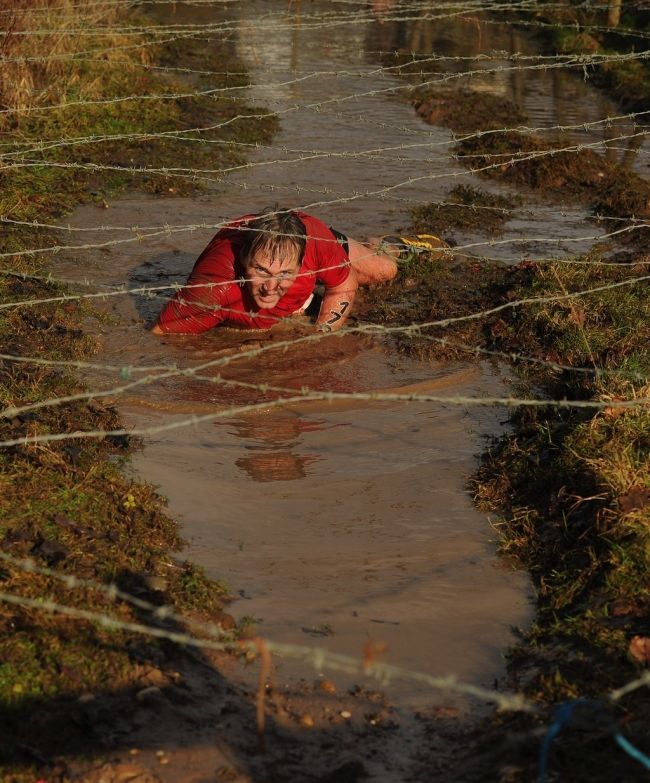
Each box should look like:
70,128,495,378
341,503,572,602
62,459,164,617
151,208,436,335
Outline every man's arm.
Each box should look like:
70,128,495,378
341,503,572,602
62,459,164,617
151,271,228,335
315,267,358,332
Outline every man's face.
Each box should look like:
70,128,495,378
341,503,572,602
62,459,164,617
243,248,299,309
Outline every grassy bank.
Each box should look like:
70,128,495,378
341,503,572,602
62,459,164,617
0,2,275,779
526,1,650,114
394,15,650,694
360,19,650,778
470,260,649,781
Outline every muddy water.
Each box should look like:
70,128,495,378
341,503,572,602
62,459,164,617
54,1,641,704
124,350,527,705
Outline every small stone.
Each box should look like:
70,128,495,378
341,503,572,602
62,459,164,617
340,710,352,719
138,667,167,687
214,610,237,630
77,693,95,704
299,714,315,728
318,679,336,694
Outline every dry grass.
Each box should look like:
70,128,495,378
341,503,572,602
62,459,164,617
0,0,150,121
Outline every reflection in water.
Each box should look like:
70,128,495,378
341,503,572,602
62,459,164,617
236,451,319,482
365,7,646,172
230,411,328,482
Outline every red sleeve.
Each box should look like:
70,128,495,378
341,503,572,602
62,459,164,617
156,230,240,334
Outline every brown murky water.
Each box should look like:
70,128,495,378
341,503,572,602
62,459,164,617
54,1,643,704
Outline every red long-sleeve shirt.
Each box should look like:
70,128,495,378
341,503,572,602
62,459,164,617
156,212,350,333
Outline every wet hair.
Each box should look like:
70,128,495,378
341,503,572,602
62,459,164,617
239,208,306,269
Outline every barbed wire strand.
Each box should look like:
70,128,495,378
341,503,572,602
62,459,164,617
2,318,648,386
1,290,649,440
3,46,650,119
1,551,648,712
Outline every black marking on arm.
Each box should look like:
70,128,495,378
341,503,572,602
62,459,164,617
325,300,350,325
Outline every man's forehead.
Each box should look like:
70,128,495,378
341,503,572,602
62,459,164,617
248,249,299,271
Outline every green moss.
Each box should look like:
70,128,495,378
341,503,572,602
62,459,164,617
410,184,521,236
474,261,649,696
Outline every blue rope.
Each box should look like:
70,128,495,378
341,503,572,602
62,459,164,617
614,733,650,772
539,699,650,782
538,699,589,783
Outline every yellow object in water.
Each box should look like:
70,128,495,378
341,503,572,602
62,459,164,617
380,233,450,257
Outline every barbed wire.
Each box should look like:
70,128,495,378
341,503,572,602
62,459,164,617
0,0,564,16
4,0,649,69
4,127,646,201
2,5,650,775
0,320,643,425
270,98,647,147
2,47,648,122
477,12,650,43
1,378,648,451
2,90,647,160
0,104,650,207
0,561,536,712
1,220,649,319
0,28,208,63
12,46,646,84
0,0,540,38
2,323,645,392
1,269,649,434
1,218,649,341
2,141,649,283
5,0,637,15
0,351,174,375
1,550,648,717
4,45,648,104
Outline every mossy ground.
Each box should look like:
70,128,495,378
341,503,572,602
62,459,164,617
469,260,650,781
410,184,521,237
0,5,273,780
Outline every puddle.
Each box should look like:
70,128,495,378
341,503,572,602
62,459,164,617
52,0,640,704
126,353,529,706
